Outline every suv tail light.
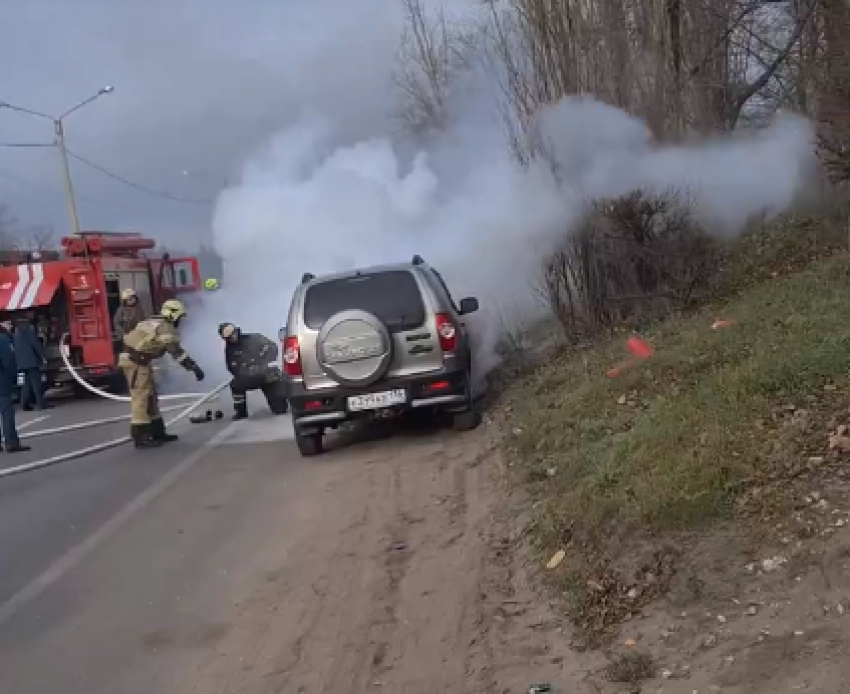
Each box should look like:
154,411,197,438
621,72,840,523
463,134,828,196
434,313,457,352
282,336,302,376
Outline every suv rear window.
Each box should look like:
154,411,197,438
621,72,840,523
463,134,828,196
303,270,426,331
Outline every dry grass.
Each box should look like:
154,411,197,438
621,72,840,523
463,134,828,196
604,651,656,685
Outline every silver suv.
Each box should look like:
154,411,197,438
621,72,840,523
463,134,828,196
280,255,481,456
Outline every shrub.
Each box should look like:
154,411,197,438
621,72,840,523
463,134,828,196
536,190,720,343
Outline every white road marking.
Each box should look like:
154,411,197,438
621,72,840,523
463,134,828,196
0,421,239,627
17,415,50,431
20,404,186,440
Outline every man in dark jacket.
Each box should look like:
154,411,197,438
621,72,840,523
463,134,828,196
14,312,51,411
219,322,288,420
0,318,30,452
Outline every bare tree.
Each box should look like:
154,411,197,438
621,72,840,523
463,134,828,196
26,225,57,250
0,204,21,252
817,0,850,184
481,0,822,156
393,0,471,135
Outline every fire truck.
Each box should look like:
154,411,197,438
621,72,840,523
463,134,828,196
0,232,201,397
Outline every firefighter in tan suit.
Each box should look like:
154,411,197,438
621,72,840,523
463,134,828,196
118,299,205,448
112,288,146,341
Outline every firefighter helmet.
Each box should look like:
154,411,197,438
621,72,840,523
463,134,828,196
218,322,239,340
204,278,219,291
160,299,187,322
120,288,137,301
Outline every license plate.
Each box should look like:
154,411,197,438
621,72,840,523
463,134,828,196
347,389,406,412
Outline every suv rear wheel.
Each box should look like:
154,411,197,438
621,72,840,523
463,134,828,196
452,369,482,432
295,428,324,457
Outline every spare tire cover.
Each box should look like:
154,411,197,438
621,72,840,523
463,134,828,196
316,310,393,387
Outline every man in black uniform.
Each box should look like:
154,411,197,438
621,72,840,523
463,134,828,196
219,323,289,420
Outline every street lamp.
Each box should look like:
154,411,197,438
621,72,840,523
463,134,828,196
0,86,115,237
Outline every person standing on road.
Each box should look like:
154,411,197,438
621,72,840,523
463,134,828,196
113,288,146,342
14,312,52,411
0,318,30,453
118,299,205,449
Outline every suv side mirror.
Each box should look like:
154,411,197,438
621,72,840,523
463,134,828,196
459,297,479,315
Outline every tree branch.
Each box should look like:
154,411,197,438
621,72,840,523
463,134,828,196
727,0,818,127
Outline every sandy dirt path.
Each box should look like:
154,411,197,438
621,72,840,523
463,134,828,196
156,426,588,694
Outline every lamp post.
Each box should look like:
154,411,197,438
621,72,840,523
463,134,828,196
0,86,115,237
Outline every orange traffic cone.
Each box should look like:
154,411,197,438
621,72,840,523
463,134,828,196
625,335,654,360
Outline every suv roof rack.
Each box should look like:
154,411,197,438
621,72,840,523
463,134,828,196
411,254,424,265
301,272,315,283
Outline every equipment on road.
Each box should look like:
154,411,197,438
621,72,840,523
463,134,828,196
188,410,223,424
0,233,203,400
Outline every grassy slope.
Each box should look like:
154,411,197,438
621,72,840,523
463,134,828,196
500,224,850,639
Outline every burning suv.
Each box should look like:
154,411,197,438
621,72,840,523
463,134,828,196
281,255,481,457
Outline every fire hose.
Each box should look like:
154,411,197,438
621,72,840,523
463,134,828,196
0,338,231,479
59,334,214,403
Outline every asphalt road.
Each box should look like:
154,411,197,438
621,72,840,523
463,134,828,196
0,390,297,694
2,385,232,473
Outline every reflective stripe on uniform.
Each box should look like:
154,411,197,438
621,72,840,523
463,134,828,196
232,394,247,403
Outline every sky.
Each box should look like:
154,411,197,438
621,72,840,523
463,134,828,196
0,0,404,243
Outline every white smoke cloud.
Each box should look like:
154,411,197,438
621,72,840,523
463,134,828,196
180,3,815,383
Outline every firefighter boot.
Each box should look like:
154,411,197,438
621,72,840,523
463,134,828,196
151,417,179,443
232,402,249,421
132,423,163,449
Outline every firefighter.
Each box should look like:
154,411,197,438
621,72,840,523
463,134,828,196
119,299,205,448
113,288,146,341
219,322,288,420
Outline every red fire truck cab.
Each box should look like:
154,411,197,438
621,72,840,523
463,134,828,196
0,232,201,396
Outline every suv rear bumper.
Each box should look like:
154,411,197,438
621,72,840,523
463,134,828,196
288,367,469,428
